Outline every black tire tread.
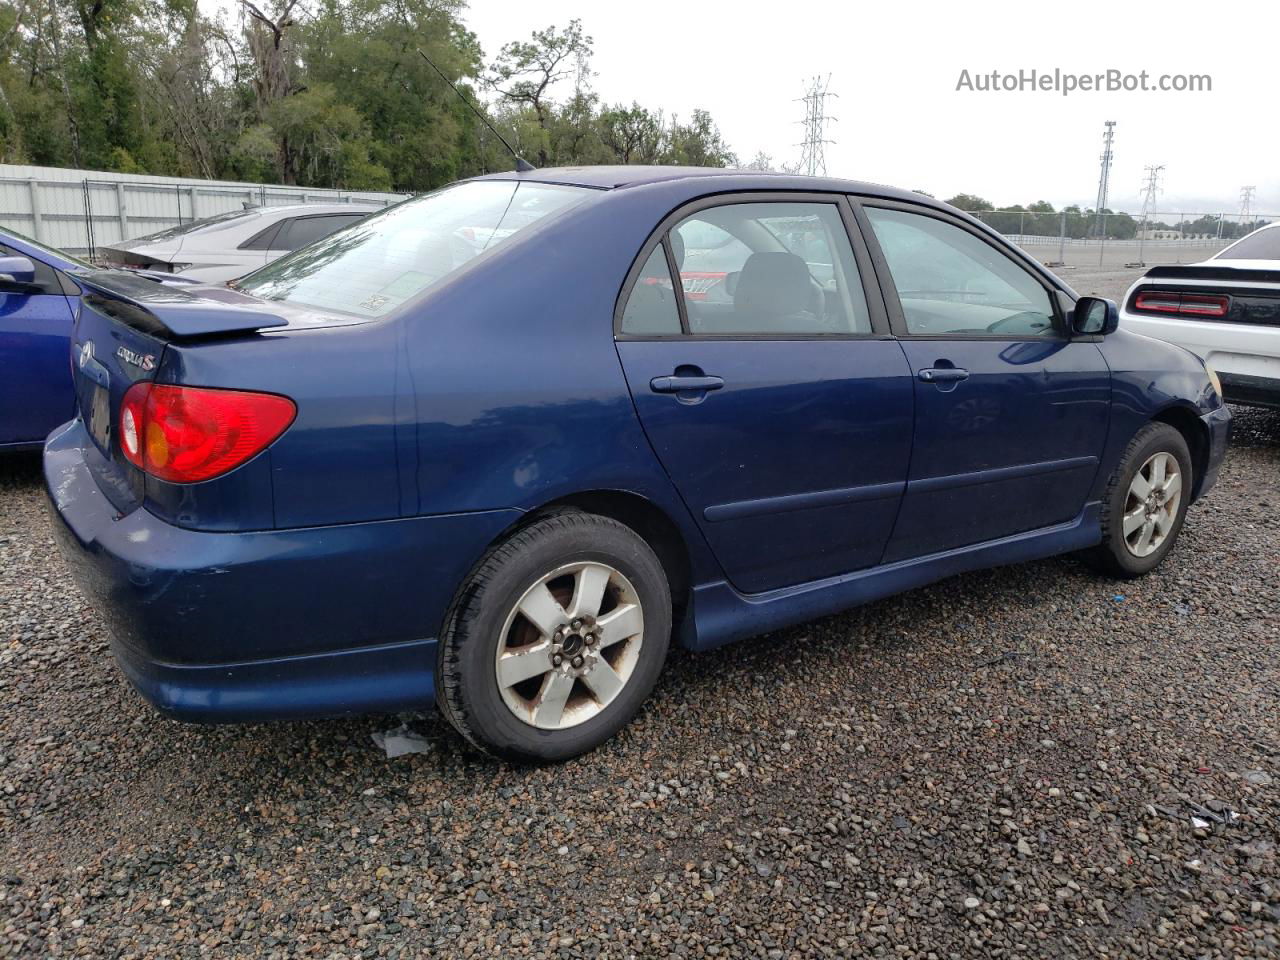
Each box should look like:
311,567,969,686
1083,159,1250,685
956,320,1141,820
1083,421,1191,578
435,511,666,761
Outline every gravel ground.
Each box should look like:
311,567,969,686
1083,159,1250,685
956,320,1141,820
1,408,1277,959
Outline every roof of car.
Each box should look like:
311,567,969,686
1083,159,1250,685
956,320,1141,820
473,165,931,205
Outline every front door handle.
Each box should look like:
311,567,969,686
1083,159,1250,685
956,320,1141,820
650,374,725,393
918,367,970,383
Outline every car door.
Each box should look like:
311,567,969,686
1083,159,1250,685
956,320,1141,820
0,246,76,446
854,200,1111,563
615,195,914,594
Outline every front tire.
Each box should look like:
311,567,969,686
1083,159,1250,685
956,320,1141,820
436,511,671,762
1084,422,1193,578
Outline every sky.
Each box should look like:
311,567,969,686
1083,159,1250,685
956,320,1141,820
461,0,1278,216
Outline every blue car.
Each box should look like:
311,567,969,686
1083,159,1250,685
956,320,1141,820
0,229,94,449
45,167,1230,761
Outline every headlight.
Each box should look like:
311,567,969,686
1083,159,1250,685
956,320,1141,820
1204,363,1222,399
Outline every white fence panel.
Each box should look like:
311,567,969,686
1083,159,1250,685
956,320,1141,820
0,164,409,257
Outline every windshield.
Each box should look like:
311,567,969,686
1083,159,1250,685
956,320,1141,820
130,208,262,244
236,181,594,318
1216,226,1280,261
0,226,94,269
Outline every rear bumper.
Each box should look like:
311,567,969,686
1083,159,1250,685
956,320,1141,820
44,419,520,722
1219,372,1280,409
1119,312,1280,383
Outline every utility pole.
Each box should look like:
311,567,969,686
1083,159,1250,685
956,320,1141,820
1239,185,1256,235
1092,120,1116,237
1136,164,1164,266
796,75,836,177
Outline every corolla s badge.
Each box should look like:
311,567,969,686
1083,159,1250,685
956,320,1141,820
116,345,156,372
77,340,93,369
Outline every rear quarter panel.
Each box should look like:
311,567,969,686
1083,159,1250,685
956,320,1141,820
399,184,726,584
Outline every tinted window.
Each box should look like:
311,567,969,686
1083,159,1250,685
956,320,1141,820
621,245,681,335
275,214,363,251
1217,226,1280,260
0,242,59,291
669,202,869,335
239,222,282,251
237,181,592,317
866,207,1056,337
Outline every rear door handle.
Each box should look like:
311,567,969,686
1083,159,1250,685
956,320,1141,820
650,374,725,393
918,367,970,383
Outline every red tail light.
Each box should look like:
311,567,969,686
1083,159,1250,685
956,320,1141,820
118,383,295,483
1133,290,1230,318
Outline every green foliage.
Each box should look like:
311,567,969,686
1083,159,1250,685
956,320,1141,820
0,4,737,190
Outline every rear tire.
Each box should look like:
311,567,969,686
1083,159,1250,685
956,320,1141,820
436,511,671,762
1083,422,1193,578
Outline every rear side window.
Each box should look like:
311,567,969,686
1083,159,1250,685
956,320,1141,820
665,201,870,336
1217,227,1280,260
865,207,1056,337
621,246,682,335
236,181,592,317
274,214,363,252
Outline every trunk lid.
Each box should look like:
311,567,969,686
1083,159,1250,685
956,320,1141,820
69,271,293,509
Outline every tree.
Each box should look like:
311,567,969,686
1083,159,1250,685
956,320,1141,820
489,18,591,166
944,193,993,212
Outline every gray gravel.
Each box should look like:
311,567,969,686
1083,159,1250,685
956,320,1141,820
3,407,1278,959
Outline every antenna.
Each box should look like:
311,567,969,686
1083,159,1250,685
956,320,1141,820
1091,121,1115,237
796,75,837,177
416,49,536,173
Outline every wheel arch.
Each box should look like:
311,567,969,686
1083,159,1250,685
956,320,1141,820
1151,403,1210,501
482,489,697,644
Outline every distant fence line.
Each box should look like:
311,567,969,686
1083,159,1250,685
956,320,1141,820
0,165,409,257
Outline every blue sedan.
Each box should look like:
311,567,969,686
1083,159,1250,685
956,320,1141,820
44,167,1230,761
0,229,92,449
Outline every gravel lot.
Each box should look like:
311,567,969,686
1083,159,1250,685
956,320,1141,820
2,403,1277,958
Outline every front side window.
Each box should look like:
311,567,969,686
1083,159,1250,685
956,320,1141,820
236,181,593,318
666,201,870,336
865,207,1056,337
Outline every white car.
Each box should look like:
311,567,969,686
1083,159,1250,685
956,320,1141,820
98,202,384,284
1120,222,1280,409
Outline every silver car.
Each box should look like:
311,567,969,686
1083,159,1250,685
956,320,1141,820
98,202,384,284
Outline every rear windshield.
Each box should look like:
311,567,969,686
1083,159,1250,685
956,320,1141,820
130,208,262,243
235,181,594,318
1216,226,1280,260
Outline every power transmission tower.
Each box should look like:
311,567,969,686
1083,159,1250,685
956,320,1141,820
1136,164,1165,266
1092,120,1116,237
796,75,836,177
1239,185,1256,233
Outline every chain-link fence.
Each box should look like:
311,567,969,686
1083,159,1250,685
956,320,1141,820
0,166,408,259
967,208,1275,269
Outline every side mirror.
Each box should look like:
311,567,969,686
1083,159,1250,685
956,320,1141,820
1071,296,1119,336
0,255,37,292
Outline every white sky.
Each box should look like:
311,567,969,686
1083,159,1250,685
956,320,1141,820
463,0,1278,216
205,0,1277,215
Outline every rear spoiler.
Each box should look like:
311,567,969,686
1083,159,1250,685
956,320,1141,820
1144,264,1280,285
73,270,288,339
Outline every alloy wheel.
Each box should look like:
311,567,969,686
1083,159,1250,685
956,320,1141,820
494,562,645,730
1122,451,1182,558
